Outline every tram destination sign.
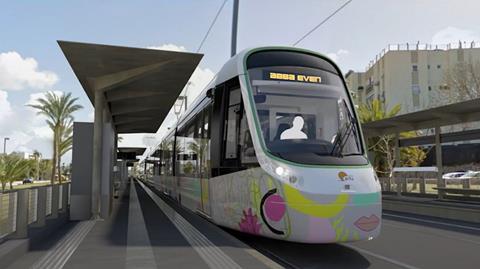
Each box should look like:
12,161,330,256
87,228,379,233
264,70,322,84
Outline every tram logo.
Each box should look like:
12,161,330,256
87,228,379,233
265,71,322,84
338,171,354,181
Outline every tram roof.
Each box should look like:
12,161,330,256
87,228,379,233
58,41,203,133
362,98,480,137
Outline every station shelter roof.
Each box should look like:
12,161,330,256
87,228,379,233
59,41,203,134
362,98,480,137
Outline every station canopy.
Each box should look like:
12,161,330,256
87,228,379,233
59,41,203,133
117,147,146,160
362,98,480,137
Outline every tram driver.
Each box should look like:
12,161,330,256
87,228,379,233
280,116,308,140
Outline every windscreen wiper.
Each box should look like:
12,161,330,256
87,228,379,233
330,100,360,157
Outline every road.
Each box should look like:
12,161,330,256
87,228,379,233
230,212,480,269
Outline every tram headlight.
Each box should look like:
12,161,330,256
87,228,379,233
274,165,297,183
259,155,297,183
275,166,285,176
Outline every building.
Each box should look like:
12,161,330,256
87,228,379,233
346,42,480,115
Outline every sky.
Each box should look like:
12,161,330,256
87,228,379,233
1,0,480,162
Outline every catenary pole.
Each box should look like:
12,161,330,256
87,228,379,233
231,0,239,57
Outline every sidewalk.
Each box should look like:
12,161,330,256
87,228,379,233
9,180,279,269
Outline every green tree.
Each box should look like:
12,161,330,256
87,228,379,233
29,92,83,185
32,150,41,181
0,155,5,191
57,119,73,183
358,99,426,177
0,154,32,191
39,159,53,181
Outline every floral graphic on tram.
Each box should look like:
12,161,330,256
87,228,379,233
238,208,262,234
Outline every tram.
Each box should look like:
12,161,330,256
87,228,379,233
147,47,381,243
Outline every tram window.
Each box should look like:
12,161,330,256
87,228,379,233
178,123,197,177
224,88,241,160
201,104,212,178
163,136,174,176
203,107,210,139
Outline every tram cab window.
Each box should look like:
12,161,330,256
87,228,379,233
240,110,257,165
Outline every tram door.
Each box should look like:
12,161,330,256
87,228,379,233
211,77,258,178
199,103,212,215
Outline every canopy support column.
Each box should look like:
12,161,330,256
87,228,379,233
394,132,401,196
435,126,445,199
91,90,104,219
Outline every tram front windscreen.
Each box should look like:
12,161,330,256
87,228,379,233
246,50,367,166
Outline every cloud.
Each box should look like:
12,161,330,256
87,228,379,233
0,51,58,91
146,44,187,52
327,49,350,63
33,126,52,139
0,91,68,158
0,90,14,125
431,26,480,44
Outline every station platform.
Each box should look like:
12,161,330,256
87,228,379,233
7,180,279,269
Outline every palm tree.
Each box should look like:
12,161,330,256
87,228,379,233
57,119,74,183
0,154,31,191
32,150,41,181
39,159,53,181
29,92,83,185
358,99,401,123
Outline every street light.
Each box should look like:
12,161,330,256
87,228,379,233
3,137,9,155
174,97,186,120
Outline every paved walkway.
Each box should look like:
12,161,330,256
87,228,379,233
8,180,277,269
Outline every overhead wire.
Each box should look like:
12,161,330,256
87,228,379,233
196,0,230,53
292,0,353,47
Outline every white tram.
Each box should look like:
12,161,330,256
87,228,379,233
147,47,381,243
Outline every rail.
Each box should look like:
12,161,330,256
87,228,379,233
0,183,70,242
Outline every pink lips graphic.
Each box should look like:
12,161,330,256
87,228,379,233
354,214,380,232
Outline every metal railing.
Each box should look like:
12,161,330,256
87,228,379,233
380,175,480,198
365,41,480,71
0,183,70,241
27,189,38,225
0,192,17,239
46,186,52,216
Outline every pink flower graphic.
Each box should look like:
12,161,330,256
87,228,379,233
239,208,262,234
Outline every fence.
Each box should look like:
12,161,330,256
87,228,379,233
380,173,480,198
0,183,70,241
